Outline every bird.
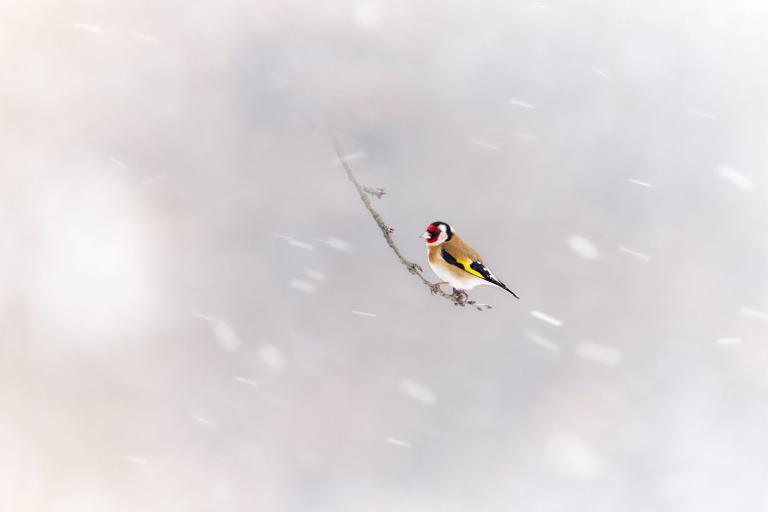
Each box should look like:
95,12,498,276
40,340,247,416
421,221,519,306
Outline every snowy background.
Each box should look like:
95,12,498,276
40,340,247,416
2,0,768,510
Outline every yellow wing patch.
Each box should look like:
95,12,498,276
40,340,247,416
456,257,486,279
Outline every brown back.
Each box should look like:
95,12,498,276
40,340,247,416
443,233,482,262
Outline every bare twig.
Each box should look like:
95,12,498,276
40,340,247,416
330,131,487,310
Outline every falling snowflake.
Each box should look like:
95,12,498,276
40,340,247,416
399,379,436,406
718,165,753,191
568,235,599,260
531,310,563,327
575,342,623,365
289,278,315,293
385,437,412,448
305,269,327,281
258,343,286,371
508,98,536,109
526,330,560,352
288,240,314,250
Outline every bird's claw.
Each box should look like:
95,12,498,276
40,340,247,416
451,289,492,311
452,289,469,307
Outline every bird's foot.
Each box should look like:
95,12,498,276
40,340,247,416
430,281,449,295
452,288,492,311
452,288,469,306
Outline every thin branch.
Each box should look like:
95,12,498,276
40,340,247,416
330,131,487,309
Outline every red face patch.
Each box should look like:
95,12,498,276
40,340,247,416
425,224,440,243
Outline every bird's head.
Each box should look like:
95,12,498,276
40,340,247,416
421,221,453,246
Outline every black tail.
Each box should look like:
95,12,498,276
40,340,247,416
502,285,520,299
491,279,519,299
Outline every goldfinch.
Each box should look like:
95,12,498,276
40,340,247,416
421,221,519,303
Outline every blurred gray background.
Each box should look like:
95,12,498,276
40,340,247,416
2,0,768,510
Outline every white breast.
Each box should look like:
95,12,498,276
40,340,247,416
427,259,491,291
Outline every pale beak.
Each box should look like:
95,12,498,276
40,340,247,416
421,232,431,239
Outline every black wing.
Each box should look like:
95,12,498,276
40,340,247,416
441,249,519,299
